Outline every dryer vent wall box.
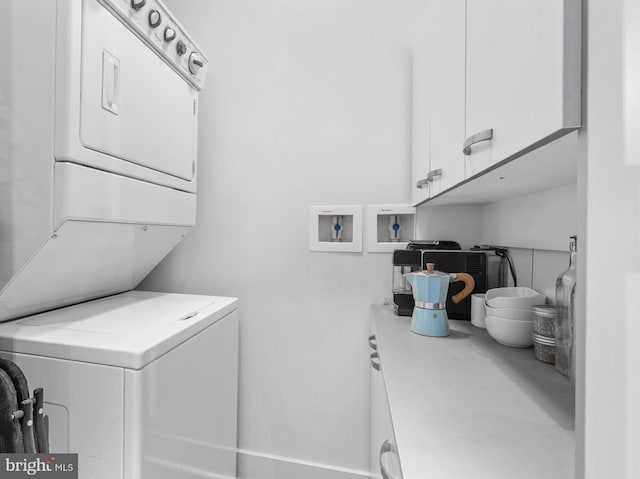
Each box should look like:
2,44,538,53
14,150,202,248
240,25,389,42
0,0,209,321
0,292,239,479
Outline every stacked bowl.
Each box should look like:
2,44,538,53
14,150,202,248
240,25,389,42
483,287,546,348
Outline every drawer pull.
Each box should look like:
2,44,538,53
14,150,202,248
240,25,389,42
463,128,493,155
379,439,400,479
370,351,380,371
415,168,443,189
368,335,378,350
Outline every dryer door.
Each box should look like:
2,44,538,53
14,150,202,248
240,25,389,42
78,0,196,182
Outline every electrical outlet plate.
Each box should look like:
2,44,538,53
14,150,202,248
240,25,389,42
367,204,415,253
309,205,363,252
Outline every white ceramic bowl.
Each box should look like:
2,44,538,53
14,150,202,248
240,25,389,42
484,315,534,348
485,305,534,322
485,287,546,309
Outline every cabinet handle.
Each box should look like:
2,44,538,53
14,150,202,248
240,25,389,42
415,168,443,189
416,178,429,189
370,351,380,371
463,128,493,155
368,335,378,350
379,439,400,479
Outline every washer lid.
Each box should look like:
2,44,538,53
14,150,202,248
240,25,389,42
0,291,238,369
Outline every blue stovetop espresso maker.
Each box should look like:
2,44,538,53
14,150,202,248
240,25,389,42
406,263,475,337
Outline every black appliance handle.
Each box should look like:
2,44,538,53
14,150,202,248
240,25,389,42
33,388,49,453
20,398,37,453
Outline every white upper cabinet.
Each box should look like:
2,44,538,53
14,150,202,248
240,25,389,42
427,0,466,197
411,47,431,205
463,0,581,177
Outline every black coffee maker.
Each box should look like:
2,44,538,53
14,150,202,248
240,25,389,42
391,249,421,316
392,240,462,316
393,240,512,319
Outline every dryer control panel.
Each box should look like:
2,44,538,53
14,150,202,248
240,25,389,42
97,0,208,89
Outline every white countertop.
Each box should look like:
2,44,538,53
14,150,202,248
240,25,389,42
372,306,574,479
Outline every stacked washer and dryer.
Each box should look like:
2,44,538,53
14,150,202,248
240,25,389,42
0,1,238,478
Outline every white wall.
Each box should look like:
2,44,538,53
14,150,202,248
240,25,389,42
414,205,483,249
139,1,428,477
580,0,640,476
481,184,578,252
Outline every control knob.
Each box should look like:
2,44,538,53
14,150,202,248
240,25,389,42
164,27,176,42
176,41,187,56
188,52,204,74
148,10,161,28
131,0,146,10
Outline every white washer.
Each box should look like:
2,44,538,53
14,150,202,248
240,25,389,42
0,291,238,479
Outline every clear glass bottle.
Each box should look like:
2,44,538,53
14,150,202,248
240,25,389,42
555,235,577,381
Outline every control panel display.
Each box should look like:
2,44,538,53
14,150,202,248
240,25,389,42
97,0,208,89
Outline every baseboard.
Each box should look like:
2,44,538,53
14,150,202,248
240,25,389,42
237,449,371,479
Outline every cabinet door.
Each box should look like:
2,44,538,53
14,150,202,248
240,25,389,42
369,348,385,479
427,0,466,196
464,0,581,177
410,47,431,205
369,338,403,479
80,0,197,182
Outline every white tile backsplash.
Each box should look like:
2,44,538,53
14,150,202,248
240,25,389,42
505,248,533,288
500,247,568,303
532,249,569,303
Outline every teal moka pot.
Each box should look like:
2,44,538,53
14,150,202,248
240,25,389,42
406,263,475,337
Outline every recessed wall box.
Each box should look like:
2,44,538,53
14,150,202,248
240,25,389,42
367,204,416,253
309,206,363,253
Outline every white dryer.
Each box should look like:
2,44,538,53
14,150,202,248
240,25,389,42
0,0,209,321
0,291,239,479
